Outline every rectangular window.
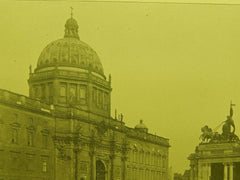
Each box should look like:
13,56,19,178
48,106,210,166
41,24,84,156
79,85,87,104
41,84,46,100
163,156,166,168
103,92,108,110
42,161,47,172
93,87,97,105
11,129,18,144
42,134,48,148
48,83,53,103
0,150,4,169
99,90,103,108
41,156,49,173
97,90,103,108
10,152,20,170
26,154,35,171
79,86,86,99
97,90,101,107
27,132,33,146
34,85,40,99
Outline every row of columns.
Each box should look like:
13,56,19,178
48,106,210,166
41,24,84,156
224,163,233,180
197,162,234,180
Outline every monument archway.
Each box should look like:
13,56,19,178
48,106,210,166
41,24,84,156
96,160,106,180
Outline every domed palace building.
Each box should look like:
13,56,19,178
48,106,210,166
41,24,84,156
0,16,169,180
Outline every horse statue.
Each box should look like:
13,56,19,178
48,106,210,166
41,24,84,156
200,125,214,143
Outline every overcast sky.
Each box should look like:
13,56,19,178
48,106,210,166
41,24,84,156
1,0,240,174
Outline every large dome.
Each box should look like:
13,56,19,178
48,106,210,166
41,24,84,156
36,17,104,77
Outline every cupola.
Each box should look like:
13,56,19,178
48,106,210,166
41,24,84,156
135,120,148,133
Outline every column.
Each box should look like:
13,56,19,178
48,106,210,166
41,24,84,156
53,79,58,104
229,163,233,180
224,163,228,180
74,148,82,180
198,164,202,180
121,156,127,180
190,165,194,180
90,151,96,180
110,154,115,180
74,149,78,180
195,165,198,180
207,163,211,180
202,163,209,180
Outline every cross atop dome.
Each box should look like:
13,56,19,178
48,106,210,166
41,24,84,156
70,7,73,18
64,8,80,39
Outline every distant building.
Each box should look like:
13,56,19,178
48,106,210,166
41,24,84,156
173,170,190,180
182,170,190,180
174,173,183,180
188,104,240,180
0,15,170,180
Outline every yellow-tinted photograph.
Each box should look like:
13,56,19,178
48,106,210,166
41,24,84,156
0,0,240,180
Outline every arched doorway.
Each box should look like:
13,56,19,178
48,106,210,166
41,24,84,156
96,160,106,180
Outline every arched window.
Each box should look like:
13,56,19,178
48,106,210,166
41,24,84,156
70,87,76,97
59,83,67,103
69,85,77,102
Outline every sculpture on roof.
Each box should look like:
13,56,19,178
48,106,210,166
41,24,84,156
200,125,213,143
200,102,239,144
222,103,235,137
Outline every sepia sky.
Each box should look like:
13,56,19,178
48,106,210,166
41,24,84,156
1,0,240,174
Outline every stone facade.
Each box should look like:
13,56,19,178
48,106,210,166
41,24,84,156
0,15,169,180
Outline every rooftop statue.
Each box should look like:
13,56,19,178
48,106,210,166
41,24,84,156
200,102,239,144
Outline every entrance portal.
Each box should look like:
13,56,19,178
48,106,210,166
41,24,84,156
96,160,106,180
211,163,224,180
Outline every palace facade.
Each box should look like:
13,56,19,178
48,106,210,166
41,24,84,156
0,16,169,180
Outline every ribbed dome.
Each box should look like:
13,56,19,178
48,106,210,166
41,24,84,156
36,17,104,77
